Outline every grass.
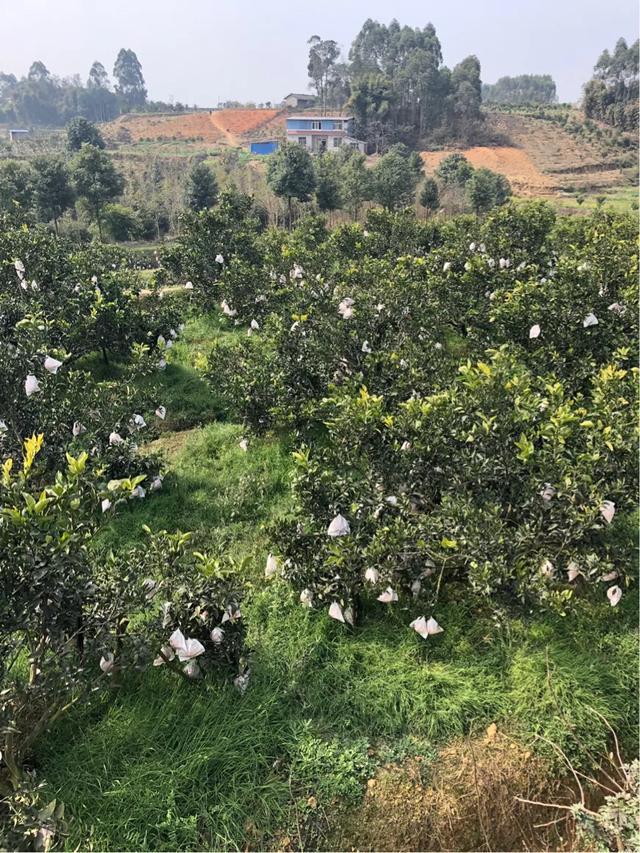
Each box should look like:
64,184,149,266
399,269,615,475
32,311,639,851
97,312,292,554
524,184,638,215
36,586,638,850
98,421,292,555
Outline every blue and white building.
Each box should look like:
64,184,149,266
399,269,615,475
285,115,365,154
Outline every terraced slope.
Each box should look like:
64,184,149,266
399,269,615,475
104,108,287,146
486,111,630,191
421,110,632,196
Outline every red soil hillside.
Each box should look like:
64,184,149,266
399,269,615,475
420,147,555,196
420,110,630,197
104,109,287,145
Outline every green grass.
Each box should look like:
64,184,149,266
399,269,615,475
559,186,638,213
522,185,638,215
32,310,639,851
94,313,292,553
36,587,638,850
98,421,292,555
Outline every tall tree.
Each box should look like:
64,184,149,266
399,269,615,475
184,161,218,212
66,116,105,151
113,48,147,110
584,38,639,130
31,155,75,233
371,144,422,210
88,61,110,90
338,149,372,219
84,61,119,121
348,74,394,151
325,62,351,111
314,153,342,213
266,142,316,227
27,61,50,82
347,18,485,146
307,36,340,114
70,144,124,238
449,55,483,137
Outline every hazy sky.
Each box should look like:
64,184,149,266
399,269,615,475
2,0,638,104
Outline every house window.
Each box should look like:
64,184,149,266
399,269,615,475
312,120,321,130
333,136,342,148
298,136,307,145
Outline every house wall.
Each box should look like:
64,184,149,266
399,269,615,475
284,117,363,154
286,118,352,132
283,95,315,108
286,132,355,153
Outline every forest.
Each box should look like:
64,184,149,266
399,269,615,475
0,49,187,127
583,37,639,131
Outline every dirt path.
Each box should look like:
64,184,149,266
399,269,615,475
208,112,237,146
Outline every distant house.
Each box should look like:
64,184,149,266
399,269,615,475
8,128,29,142
249,139,279,155
282,93,316,109
285,115,365,154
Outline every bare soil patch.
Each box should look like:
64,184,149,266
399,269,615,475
420,147,555,196
104,109,286,147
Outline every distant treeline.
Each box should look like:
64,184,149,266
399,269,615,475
0,49,190,127
583,37,638,131
482,74,557,105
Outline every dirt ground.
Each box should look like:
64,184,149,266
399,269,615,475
104,108,286,146
420,147,556,196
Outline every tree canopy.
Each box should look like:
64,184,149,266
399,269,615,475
67,116,106,151
71,144,125,237
184,161,219,212
266,142,317,225
0,48,177,126
583,37,639,130
371,143,423,210
346,19,484,148
482,74,557,105
31,155,75,232
113,48,147,110
307,36,340,114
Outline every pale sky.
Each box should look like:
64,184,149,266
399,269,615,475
2,0,638,104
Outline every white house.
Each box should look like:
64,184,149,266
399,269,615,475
285,115,365,154
282,92,316,109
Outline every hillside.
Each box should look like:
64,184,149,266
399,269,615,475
101,106,635,209
421,108,633,197
104,108,287,146
487,109,634,191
